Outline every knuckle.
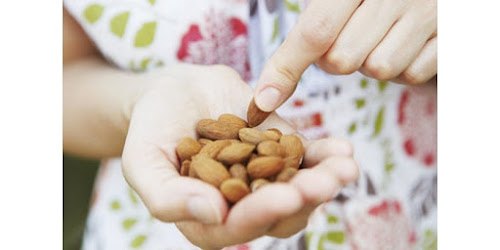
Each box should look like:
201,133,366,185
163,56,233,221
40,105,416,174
364,59,397,81
325,52,359,75
401,69,427,85
270,58,301,84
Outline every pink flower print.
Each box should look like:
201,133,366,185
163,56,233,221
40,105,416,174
176,10,251,81
397,85,437,167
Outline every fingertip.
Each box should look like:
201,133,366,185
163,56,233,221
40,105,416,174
290,168,341,204
254,86,283,112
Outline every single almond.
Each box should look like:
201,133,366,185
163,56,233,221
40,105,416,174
180,160,191,176
239,128,280,145
283,156,301,169
196,119,240,140
250,178,270,192
191,154,230,187
247,156,285,179
280,135,304,160
198,138,212,147
267,128,283,137
176,137,202,162
199,140,232,159
247,98,271,127
229,163,249,184
275,167,298,182
220,178,250,203
189,163,199,178
217,143,255,165
257,140,285,157
218,114,248,129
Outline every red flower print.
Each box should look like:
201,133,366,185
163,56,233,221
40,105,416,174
347,198,416,250
397,85,437,167
176,9,251,81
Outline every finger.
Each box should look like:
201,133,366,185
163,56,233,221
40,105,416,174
122,128,228,224
303,137,354,168
395,36,437,85
266,205,316,238
254,0,362,112
317,0,404,75
361,3,437,81
176,183,304,248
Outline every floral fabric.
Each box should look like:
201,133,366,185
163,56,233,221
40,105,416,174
64,0,437,249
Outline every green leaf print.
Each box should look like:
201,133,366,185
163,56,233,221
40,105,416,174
348,122,357,134
355,98,366,109
326,231,345,244
378,81,388,93
129,187,139,205
110,11,130,38
385,162,395,174
373,106,385,137
360,78,369,88
271,17,279,42
284,0,300,13
421,229,437,250
141,58,152,70
134,22,157,48
148,0,156,5
155,60,164,67
84,4,104,24
327,215,339,224
110,200,121,210
122,218,137,231
130,234,147,248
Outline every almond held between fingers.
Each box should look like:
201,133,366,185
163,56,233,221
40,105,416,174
257,140,285,157
217,143,255,165
250,178,270,192
199,140,232,159
247,156,285,179
218,114,248,129
220,178,251,203
275,167,298,182
279,135,305,160
180,160,191,176
176,137,202,162
239,128,280,145
229,163,249,184
191,154,231,187
196,119,240,140
247,98,271,127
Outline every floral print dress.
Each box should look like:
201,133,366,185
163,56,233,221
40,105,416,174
64,0,437,249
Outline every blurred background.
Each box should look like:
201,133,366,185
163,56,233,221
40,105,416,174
63,156,99,250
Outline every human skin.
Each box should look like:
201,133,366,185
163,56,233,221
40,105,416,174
254,0,437,112
64,11,359,250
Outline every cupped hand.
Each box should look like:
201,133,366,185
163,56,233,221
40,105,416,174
254,0,437,112
121,64,359,249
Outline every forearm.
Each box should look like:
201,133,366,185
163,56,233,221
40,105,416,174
63,56,145,159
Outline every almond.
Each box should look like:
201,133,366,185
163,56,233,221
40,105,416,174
191,154,230,187
247,98,271,127
239,128,280,145
257,140,285,157
218,114,248,129
199,140,232,159
279,135,304,160
249,153,258,163
267,128,283,137
247,156,285,179
198,138,212,147
176,137,202,162
196,119,240,140
250,178,270,192
189,163,199,178
229,163,249,184
220,178,250,203
283,156,301,169
275,167,298,182
180,160,191,176
217,143,255,165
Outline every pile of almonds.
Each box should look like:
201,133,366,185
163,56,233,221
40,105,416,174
176,113,304,204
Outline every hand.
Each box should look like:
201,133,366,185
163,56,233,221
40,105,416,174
121,64,359,249
254,0,437,112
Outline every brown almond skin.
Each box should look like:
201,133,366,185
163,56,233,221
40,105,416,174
199,140,232,159
247,156,285,179
220,178,250,203
247,98,271,127
283,156,301,169
280,135,305,160
191,154,231,187
176,137,202,162
267,128,283,137
198,138,212,147
196,119,240,140
229,163,249,184
257,140,285,157
250,178,270,192
217,143,255,165
180,160,191,176
188,163,199,178
239,128,280,145
275,167,298,182
218,114,248,129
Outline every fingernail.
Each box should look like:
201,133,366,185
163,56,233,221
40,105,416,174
187,196,222,224
255,87,282,112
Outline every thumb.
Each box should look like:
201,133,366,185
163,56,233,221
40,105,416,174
254,0,358,112
122,138,228,224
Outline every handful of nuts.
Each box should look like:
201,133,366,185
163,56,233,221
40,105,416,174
176,113,304,204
